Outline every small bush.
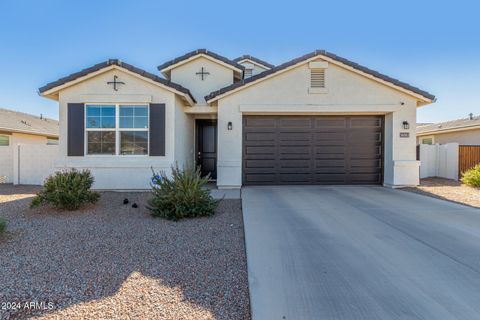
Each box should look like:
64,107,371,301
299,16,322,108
30,169,100,210
461,164,480,187
147,165,218,221
0,218,5,234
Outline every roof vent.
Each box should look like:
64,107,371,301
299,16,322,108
311,69,326,88
469,113,474,120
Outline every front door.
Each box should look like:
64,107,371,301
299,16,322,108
196,120,217,179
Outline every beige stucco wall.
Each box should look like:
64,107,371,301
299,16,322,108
417,129,480,145
0,132,49,183
170,56,234,104
56,68,187,189
216,58,421,188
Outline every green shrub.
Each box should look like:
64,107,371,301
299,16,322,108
461,164,480,187
147,165,218,221
0,218,5,234
30,169,100,210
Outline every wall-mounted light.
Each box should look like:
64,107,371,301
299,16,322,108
227,121,233,130
402,121,410,130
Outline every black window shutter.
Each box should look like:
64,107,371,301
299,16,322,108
67,103,85,156
149,103,166,156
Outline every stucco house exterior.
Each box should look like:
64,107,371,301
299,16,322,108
39,49,435,189
417,115,480,145
0,108,59,183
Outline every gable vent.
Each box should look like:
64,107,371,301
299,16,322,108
244,69,253,79
310,69,325,88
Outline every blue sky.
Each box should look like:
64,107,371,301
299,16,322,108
0,0,478,123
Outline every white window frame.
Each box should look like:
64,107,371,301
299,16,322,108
84,103,150,157
421,136,435,145
0,134,10,146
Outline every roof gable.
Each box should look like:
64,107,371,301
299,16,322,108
233,55,274,69
158,49,244,78
39,59,196,105
206,50,435,103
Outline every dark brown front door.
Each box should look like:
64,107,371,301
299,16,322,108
243,115,384,185
196,120,217,179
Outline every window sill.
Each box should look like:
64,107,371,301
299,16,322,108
308,88,329,94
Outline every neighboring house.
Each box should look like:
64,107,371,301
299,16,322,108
417,115,480,145
39,49,434,189
0,108,59,183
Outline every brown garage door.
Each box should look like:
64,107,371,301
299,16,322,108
243,115,383,185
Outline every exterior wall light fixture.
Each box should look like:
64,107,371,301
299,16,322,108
227,121,233,130
402,121,410,130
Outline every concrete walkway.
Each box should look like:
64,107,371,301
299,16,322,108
242,186,480,320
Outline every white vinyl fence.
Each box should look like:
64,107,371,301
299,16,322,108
0,145,13,183
12,144,58,185
419,143,459,180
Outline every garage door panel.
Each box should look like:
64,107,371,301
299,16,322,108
314,132,346,141
278,118,312,128
315,153,347,159
243,115,383,185
279,153,313,160
244,117,276,128
315,174,347,183
278,132,312,141
315,168,347,174
279,160,311,168
315,146,346,154
350,117,382,128
279,174,313,183
245,160,276,168
245,146,275,155
245,132,276,141
350,173,382,183
315,118,347,128
316,159,345,167
349,132,382,142
279,146,311,154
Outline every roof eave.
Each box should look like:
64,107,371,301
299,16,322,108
206,50,435,104
417,124,480,136
39,62,196,105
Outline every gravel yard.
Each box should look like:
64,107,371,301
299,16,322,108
403,177,480,208
0,184,250,320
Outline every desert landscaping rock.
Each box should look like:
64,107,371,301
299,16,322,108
0,185,250,320
404,177,480,208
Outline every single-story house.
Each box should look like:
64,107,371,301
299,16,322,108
39,49,435,189
0,108,59,183
417,115,480,145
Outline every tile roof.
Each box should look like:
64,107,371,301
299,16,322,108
417,115,480,134
39,59,196,103
157,49,245,73
0,108,59,137
233,55,275,69
206,50,436,102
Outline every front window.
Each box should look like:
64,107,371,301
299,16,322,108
421,137,433,145
85,104,148,155
0,134,9,146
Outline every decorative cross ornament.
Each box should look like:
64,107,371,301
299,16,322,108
196,67,210,80
107,75,125,91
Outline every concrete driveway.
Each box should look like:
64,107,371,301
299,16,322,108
242,186,480,320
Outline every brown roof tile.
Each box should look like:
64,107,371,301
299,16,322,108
206,50,435,102
0,108,58,137
39,59,196,103
417,115,480,134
